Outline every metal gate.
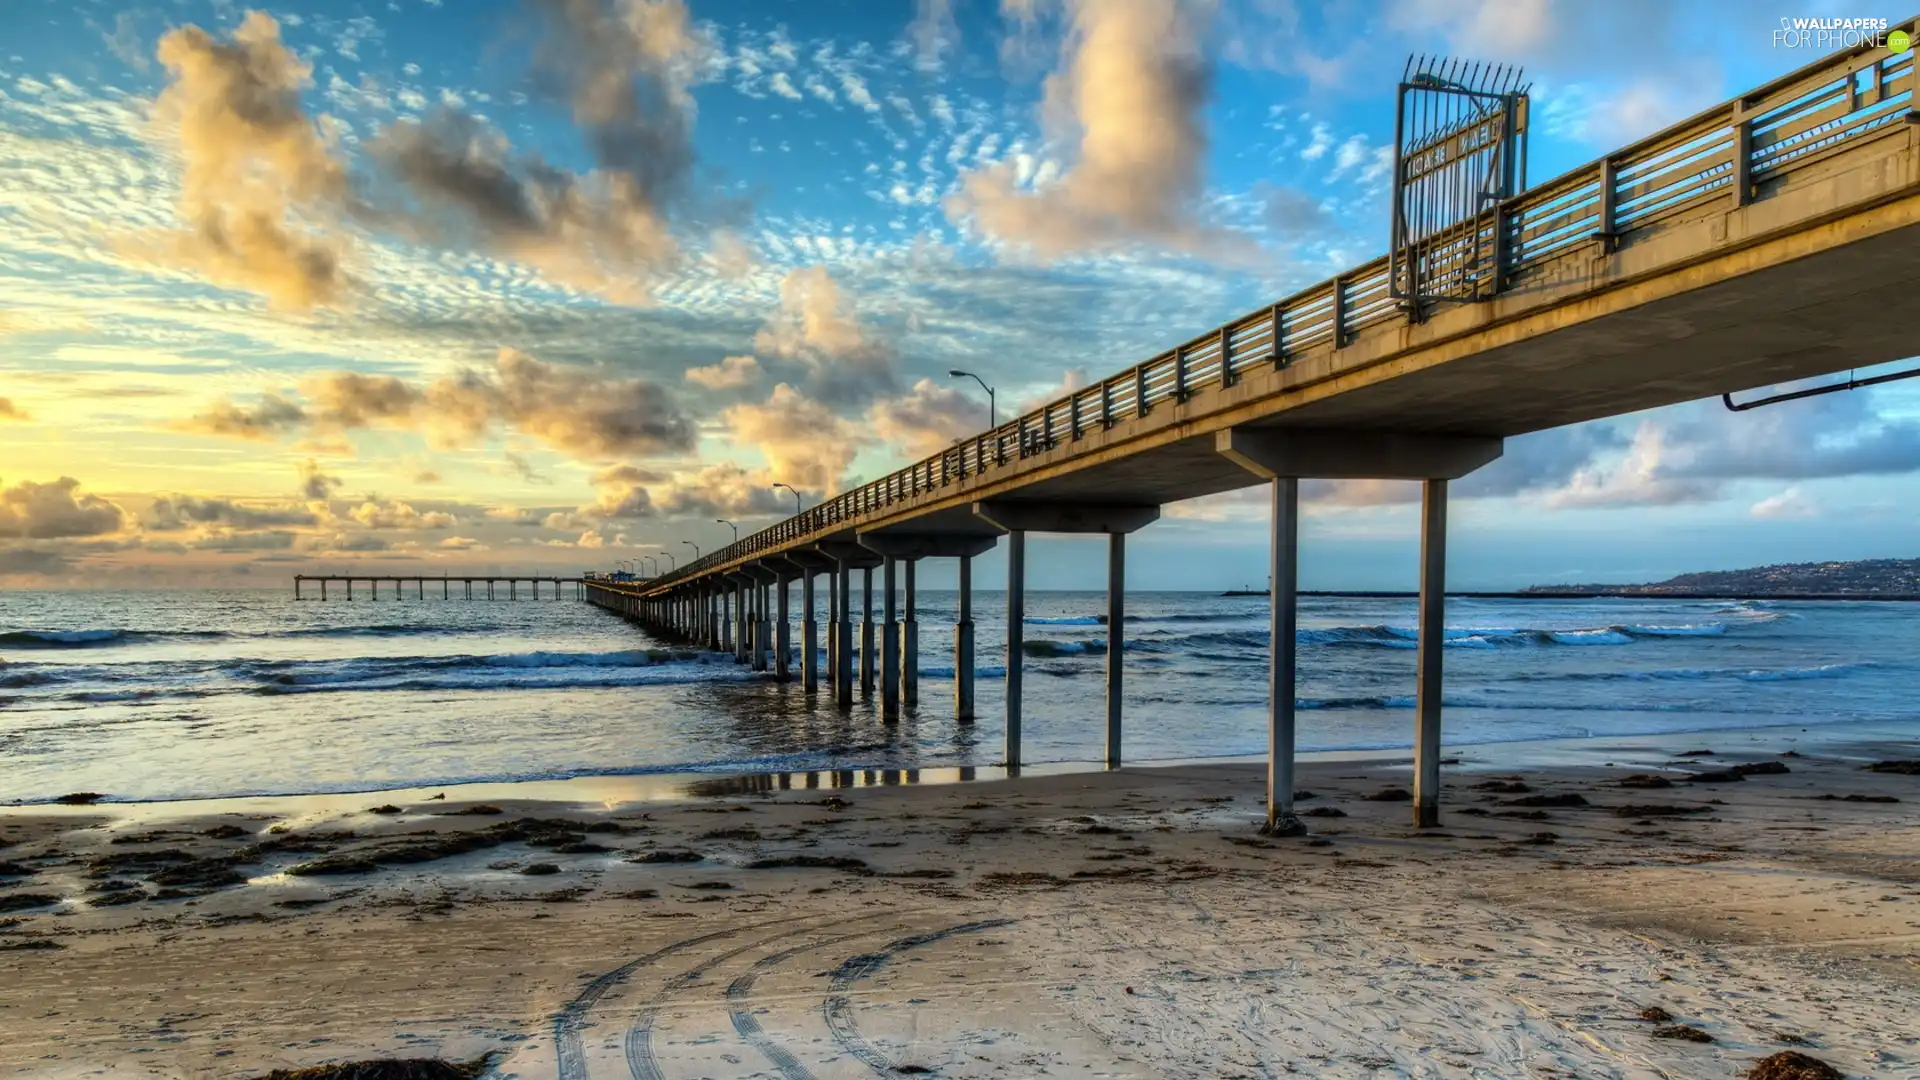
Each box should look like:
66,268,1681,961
1388,56,1530,313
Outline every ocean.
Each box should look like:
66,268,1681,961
1,588,1914,804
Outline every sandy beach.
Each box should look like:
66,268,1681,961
3,729,1917,1080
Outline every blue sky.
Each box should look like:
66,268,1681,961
0,0,1915,589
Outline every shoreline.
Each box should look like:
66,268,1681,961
2,724,1916,1078
9,714,1915,817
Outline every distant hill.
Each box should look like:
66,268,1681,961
1524,558,1920,598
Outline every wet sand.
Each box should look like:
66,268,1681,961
2,730,1917,1079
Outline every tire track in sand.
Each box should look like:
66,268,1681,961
623,915,906,1080
724,927,904,1080
553,915,814,1080
820,919,1015,1076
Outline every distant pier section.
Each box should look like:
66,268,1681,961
293,574,586,600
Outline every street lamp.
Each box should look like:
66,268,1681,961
715,518,738,543
660,550,676,571
948,369,996,428
683,540,702,561
772,482,803,515
642,556,657,576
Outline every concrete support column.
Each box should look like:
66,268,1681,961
776,573,792,681
859,567,876,697
735,580,750,664
881,556,901,719
755,580,771,672
901,559,919,707
755,582,767,668
834,560,854,707
1414,478,1448,828
1105,531,1124,769
955,554,975,722
1006,530,1025,769
802,571,819,692
1267,478,1305,835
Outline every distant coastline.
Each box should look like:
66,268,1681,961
1519,556,1920,600
1212,557,1920,601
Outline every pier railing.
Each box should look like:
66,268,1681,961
644,26,1915,594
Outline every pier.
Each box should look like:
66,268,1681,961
294,575,585,600
588,36,1914,834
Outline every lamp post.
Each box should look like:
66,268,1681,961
642,556,657,576
948,369,996,429
772,482,802,515
683,540,701,560
716,519,738,543
660,550,676,572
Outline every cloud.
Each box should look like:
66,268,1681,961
583,463,667,518
0,548,73,577
348,500,457,529
190,349,696,460
140,12,353,309
1257,183,1333,235
1751,487,1817,520
0,398,28,422
190,528,298,552
298,458,343,500
573,461,786,522
1387,0,1724,144
722,383,865,494
436,536,484,550
147,496,319,530
313,533,390,552
909,0,960,72
368,0,710,303
502,451,554,484
752,267,897,406
179,393,308,440
0,477,130,539
655,462,788,517
869,377,989,456
946,0,1244,260
1544,423,1732,509
684,354,761,390
371,111,679,303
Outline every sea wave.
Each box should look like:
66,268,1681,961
0,629,150,649
1024,616,1105,626
255,665,754,695
1022,639,1108,657
917,664,1008,678
0,624,490,650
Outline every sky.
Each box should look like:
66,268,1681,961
0,0,1916,592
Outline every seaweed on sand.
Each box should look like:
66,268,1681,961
1747,1052,1843,1080
252,1055,494,1080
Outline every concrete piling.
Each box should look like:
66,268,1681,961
901,558,918,707
1005,529,1025,770
955,553,975,722
1414,478,1448,829
802,570,819,692
1106,531,1124,769
881,556,900,719
834,559,854,707
859,567,875,698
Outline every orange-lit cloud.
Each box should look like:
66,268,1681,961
947,0,1244,260
0,476,130,539
140,12,353,309
182,349,696,460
